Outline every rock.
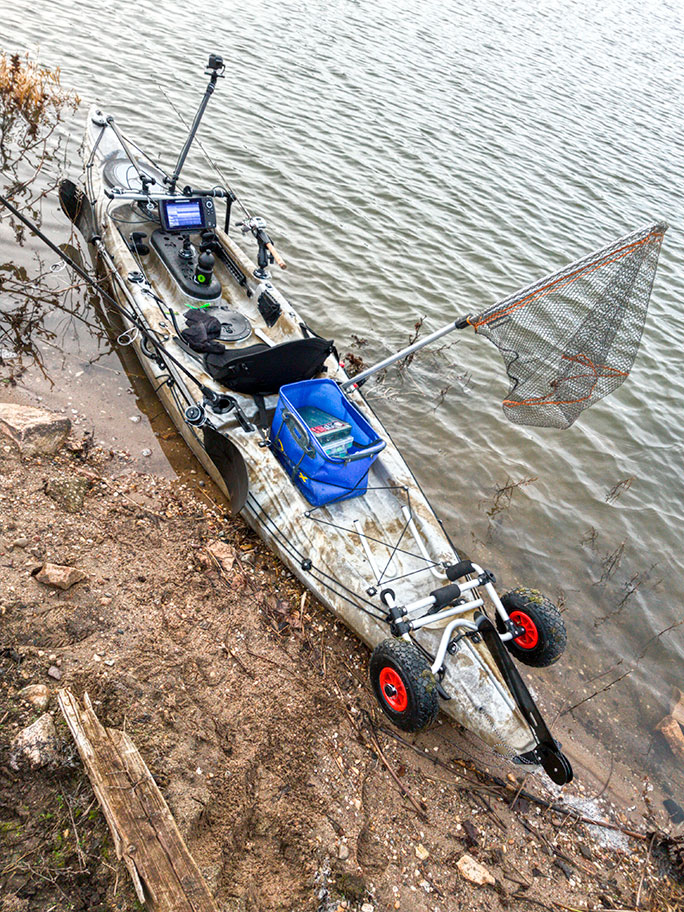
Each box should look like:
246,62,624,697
456,854,495,887
462,820,480,847
206,540,236,573
664,798,684,825
10,537,29,549
164,779,211,838
656,715,684,763
337,842,350,860
671,688,684,727
45,475,89,513
18,684,50,710
554,858,574,879
415,843,430,861
0,403,70,455
34,562,87,590
9,713,61,770
47,665,62,681
334,872,366,904
360,905,374,912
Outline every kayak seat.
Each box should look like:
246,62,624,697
204,337,335,396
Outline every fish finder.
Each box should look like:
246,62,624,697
158,197,217,232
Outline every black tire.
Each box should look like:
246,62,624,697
496,587,566,667
369,638,439,732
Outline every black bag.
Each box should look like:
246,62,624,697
204,337,335,395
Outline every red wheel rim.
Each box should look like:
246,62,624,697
379,667,408,712
510,611,539,649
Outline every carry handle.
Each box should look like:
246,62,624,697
282,409,315,455
342,438,386,462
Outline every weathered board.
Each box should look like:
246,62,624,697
58,689,219,912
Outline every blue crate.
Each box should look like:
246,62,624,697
271,379,386,506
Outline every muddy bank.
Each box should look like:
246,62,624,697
0,415,682,912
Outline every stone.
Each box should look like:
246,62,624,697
164,779,211,837
47,665,62,681
663,798,684,825
9,713,61,770
10,538,29,549
671,688,684,727
206,540,236,574
34,562,87,590
334,873,366,904
415,843,430,861
0,403,70,455
360,905,374,912
45,475,89,513
456,854,495,887
18,684,50,710
337,842,350,860
656,715,684,763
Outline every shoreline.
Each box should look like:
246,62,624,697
0,401,682,911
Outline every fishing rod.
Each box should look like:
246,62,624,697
0,190,247,422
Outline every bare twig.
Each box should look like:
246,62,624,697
635,833,655,908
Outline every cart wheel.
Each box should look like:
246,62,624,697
369,639,439,732
497,588,566,667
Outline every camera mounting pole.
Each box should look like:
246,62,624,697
167,54,225,194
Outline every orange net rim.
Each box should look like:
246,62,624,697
502,353,629,410
470,224,667,333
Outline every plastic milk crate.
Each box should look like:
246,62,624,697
271,379,386,506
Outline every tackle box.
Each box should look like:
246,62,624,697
271,378,386,506
297,406,353,458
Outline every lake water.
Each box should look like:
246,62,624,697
3,0,684,807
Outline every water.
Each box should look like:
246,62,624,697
3,0,684,805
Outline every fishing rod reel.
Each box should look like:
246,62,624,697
239,217,273,279
186,389,253,432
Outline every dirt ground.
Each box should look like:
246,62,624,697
1,433,683,912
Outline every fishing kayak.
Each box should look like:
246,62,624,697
53,56,575,784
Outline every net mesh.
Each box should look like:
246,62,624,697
470,222,668,428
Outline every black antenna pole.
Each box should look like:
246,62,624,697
168,54,225,194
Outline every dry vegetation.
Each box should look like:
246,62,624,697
0,51,79,177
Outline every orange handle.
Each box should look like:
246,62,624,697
267,241,287,270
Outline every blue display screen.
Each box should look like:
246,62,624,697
163,199,204,230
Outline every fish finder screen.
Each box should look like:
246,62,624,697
162,199,204,230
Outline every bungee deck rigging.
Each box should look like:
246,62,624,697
0,53,669,787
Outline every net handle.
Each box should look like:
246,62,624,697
339,316,471,390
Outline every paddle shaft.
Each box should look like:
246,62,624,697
340,316,470,390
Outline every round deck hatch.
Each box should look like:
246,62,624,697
205,306,252,343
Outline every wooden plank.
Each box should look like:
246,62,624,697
58,689,219,912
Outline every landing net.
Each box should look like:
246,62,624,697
469,222,668,428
